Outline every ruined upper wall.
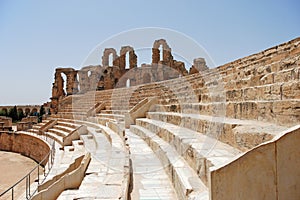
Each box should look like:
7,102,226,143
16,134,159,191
50,39,195,113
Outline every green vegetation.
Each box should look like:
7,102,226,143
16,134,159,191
38,105,46,123
0,105,46,123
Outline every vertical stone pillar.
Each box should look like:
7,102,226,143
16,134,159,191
66,72,74,95
89,71,99,91
130,50,137,69
102,51,109,66
152,48,160,64
163,49,172,62
56,72,65,97
78,70,89,93
119,54,126,70
51,71,64,114
72,71,79,94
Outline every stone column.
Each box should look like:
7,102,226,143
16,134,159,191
152,48,160,64
78,71,89,93
119,54,126,70
51,71,64,114
66,72,74,95
130,50,137,69
72,71,79,94
56,72,65,97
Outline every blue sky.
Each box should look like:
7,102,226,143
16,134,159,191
0,0,299,105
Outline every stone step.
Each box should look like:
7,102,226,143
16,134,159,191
96,117,116,126
127,128,209,199
126,130,179,199
152,99,300,127
57,123,130,199
45,131,64,145
54,125,75,133
135,118,241,185
96,113,124,120
146,112,287,151
57,121,81,129
48,128,69,138
100,110,128,115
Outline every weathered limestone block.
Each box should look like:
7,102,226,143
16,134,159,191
276,126,300,199
210,142,277,200
282,81,300,99
274,68,298,82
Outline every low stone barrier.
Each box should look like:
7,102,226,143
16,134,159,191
0,132,50,166
125,97,158,128
210,125,300,200
32,153,91,200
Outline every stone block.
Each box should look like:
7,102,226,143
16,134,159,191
276,126,300,200
210,142,276,200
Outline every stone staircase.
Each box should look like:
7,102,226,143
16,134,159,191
38,37,300,199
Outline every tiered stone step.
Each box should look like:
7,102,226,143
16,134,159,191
132,118,241,186
95,113,125,126
100,109,128,115
146,112,288,151
152,99,300,126
126,130,179,199
57,120,130,199
128,127,209,199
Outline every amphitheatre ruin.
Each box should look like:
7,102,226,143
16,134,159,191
0,37,299,200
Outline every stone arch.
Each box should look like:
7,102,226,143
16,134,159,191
31,108,38,115
97,76,105,91
152,39,172,64
76,73,81,91
102,48,117,66
17,108,23,113
120,46,137,70
25,108,30,115
60,72,68,95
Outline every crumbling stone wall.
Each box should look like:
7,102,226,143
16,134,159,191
0,116,12,131
50,39,197,113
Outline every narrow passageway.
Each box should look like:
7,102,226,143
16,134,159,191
126,130,177,200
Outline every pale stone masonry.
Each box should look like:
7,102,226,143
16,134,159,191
1,37,299,200
48,37,299,199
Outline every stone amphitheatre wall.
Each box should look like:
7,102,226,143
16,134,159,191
0,132,50,166
50,39,200,114
216,37,300,126
0,105,41,116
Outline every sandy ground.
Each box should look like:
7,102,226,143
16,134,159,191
0,151,37,199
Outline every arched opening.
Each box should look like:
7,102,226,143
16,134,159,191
125,52,130,69
126,79,130,88
97,76,105,91
25,108,30,116
109,53,114,66
17,108,24,120
61,73,67,95
87,71,92,77
159,45,163,61
114,78,118,86
31,108,38,116
76,74,80,91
